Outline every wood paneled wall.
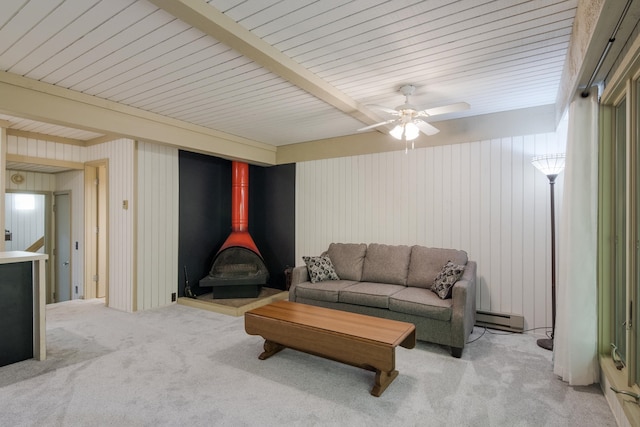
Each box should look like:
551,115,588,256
5,135,179,312
7,134,83,162
295,133,565,332
137,141,179,311
5,170,56,192
86,139,135,312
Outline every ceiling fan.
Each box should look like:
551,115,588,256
358,84,470,141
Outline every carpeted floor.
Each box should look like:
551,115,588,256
0,299,616,426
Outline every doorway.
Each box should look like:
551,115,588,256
4,192,46,252
84,162,108,302
5,191,52,301
54,192,71,302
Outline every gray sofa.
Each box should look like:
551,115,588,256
289,243,476,357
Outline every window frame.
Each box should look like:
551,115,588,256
599,45,640,425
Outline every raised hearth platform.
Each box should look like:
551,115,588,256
177,287,287,317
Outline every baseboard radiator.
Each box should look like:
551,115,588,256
475,310,525,332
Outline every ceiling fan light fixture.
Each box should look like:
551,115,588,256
390,125,404,140
404,122,420,140
389,122,420,141
360,83,470,143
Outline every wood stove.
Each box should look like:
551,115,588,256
199,162,269,298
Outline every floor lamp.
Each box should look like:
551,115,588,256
531,153,566,351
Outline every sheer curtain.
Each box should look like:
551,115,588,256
553,89,599,385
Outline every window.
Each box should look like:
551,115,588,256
614,98,627,365
600,55,640,425
15,194,35,210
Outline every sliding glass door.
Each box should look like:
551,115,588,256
635,81,640,385
614,99,627,365
600,54,640,424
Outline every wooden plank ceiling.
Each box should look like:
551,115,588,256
0,0,577,147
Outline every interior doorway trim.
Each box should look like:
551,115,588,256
84,160,109,305
54,191,72,303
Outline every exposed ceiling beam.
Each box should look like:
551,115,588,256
149,0,385,128
7,129,85,146
7,154,84,171
85,134,124,146
0,72,277,165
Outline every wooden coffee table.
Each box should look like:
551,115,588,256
244,300,416,396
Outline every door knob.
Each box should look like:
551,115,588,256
63,261,70,266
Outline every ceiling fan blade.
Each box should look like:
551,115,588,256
414,118,440,136
366,104,400,115
357,119,397,131
419,102,470,117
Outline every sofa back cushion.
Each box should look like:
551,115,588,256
407,246,468,289
361,244,412,285
327,243,367,281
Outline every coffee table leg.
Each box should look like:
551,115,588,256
258,339,285,360
371,369,399,397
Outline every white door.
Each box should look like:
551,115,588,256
55,193,71,302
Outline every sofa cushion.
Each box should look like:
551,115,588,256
294,280,357,302
431,261,466,299
302,255,339,283
361,244,411,285
338,282,405,309
389,287,452,321
327,243,367,281
406,246,468,289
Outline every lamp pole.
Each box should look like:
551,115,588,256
531,153,565,351
537,173,557,351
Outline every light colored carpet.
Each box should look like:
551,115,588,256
0,299,615,427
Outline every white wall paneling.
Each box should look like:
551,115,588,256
5,134,179,312
86,139,135,312
136,141,179,311
5,169,56,192
7,134,83,162
295,130,566,333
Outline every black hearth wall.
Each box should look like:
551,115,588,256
248,163,296,291
178,151,295,297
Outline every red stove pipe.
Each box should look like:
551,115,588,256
231,161,249,232
217,161,262,256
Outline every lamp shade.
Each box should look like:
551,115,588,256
389,125,404,140
389,122,420,141
531,153,566,177
404,122,420,140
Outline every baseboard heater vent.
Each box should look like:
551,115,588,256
476,310,524,332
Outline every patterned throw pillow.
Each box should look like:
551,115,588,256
431,261,466,299
302,255,340,283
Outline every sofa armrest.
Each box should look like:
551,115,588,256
289,265,309,301
450,261,477,351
